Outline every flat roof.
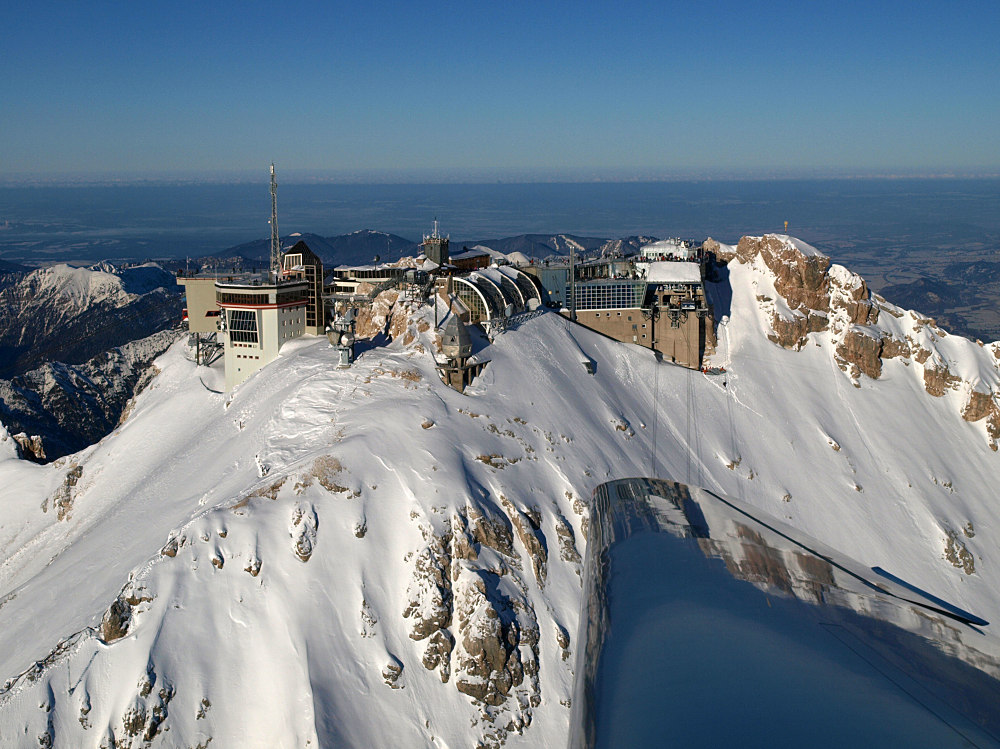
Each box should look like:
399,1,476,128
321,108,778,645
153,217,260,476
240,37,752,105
451,248,491,261
646,261,701,284
215,278,307,290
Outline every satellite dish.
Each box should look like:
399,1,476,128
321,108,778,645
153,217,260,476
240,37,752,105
504,304,514,319
344,308,356,323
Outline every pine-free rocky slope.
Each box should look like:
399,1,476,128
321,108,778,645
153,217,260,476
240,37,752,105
0,236,998,747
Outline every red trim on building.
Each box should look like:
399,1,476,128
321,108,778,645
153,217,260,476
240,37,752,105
216,301,307,310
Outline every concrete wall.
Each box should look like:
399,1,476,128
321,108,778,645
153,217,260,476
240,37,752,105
573,307,706,368
180,278,220,334
223,303,306,391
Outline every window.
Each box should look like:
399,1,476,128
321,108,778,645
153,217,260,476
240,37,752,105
228,309,258,344
218,291,268,305
568,281,645,311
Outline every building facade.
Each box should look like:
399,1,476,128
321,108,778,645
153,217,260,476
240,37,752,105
216,278,308,390
281,240,325,335
422,221,450,266
569,260,711,367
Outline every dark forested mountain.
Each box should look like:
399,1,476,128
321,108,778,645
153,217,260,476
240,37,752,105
0,329,181,462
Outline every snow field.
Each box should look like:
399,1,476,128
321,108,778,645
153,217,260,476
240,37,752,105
1,242,999,745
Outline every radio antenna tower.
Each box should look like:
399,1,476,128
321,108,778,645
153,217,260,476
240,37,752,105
269,163,281,281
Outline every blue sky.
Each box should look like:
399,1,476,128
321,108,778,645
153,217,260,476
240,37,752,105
4,0,1000,180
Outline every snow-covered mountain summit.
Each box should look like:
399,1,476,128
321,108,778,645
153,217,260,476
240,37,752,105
0,237,998,746
0,262,181,378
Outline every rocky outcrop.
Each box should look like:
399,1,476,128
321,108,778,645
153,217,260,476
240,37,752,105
452,568,533,706
41,464,83,520
11,432,46,462
923,362,963,397
736,234,1000,450
735,236,829,309
835,328,883,380
402,500,543,741
353,286,400,340
961,389,1000,450
402,526,455,680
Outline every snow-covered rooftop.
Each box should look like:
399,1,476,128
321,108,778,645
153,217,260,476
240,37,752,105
646,261,702,284
450,248,491,261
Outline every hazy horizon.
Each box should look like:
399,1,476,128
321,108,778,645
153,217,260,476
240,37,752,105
4,167,1000,189
6,2,999,178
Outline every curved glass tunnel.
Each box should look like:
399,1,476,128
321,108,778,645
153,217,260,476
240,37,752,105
570,479,1000,749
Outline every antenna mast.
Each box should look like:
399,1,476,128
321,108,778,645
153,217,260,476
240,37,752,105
270,163,281,280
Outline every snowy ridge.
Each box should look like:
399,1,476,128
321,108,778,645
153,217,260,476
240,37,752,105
0,328,182,462
0,262,181,379
721,234,1000,451
1,238,999,746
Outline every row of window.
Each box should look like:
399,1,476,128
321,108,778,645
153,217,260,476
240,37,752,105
218,291,270,305
275,290,307,305
228,309,259,344
570,281,646,311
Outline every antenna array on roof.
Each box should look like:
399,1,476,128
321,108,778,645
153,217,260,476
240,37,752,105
269,163,281,280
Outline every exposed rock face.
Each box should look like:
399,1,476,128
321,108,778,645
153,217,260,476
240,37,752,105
353,287,400,340
961,389,1000,450
945,530,976,575
402,497,543,740
452,569,528,706
835,329,883,381
736,235,832,319
734,234,1000,450
100,596,133,643
348,288,429,353
736,236,881,357
921,360,961,397
403,526,455,680
11,432,46,462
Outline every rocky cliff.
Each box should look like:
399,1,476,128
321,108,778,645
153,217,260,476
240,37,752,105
722,234,1000,450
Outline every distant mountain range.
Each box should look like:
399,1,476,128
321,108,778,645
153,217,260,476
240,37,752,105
0,263,182,379
211,231,419,267
203,230,659,269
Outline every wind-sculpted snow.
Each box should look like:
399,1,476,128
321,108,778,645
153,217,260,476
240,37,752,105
0,240,999,746
0,262,181,378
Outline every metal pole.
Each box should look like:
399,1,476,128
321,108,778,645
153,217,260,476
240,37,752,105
569,245,576,321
